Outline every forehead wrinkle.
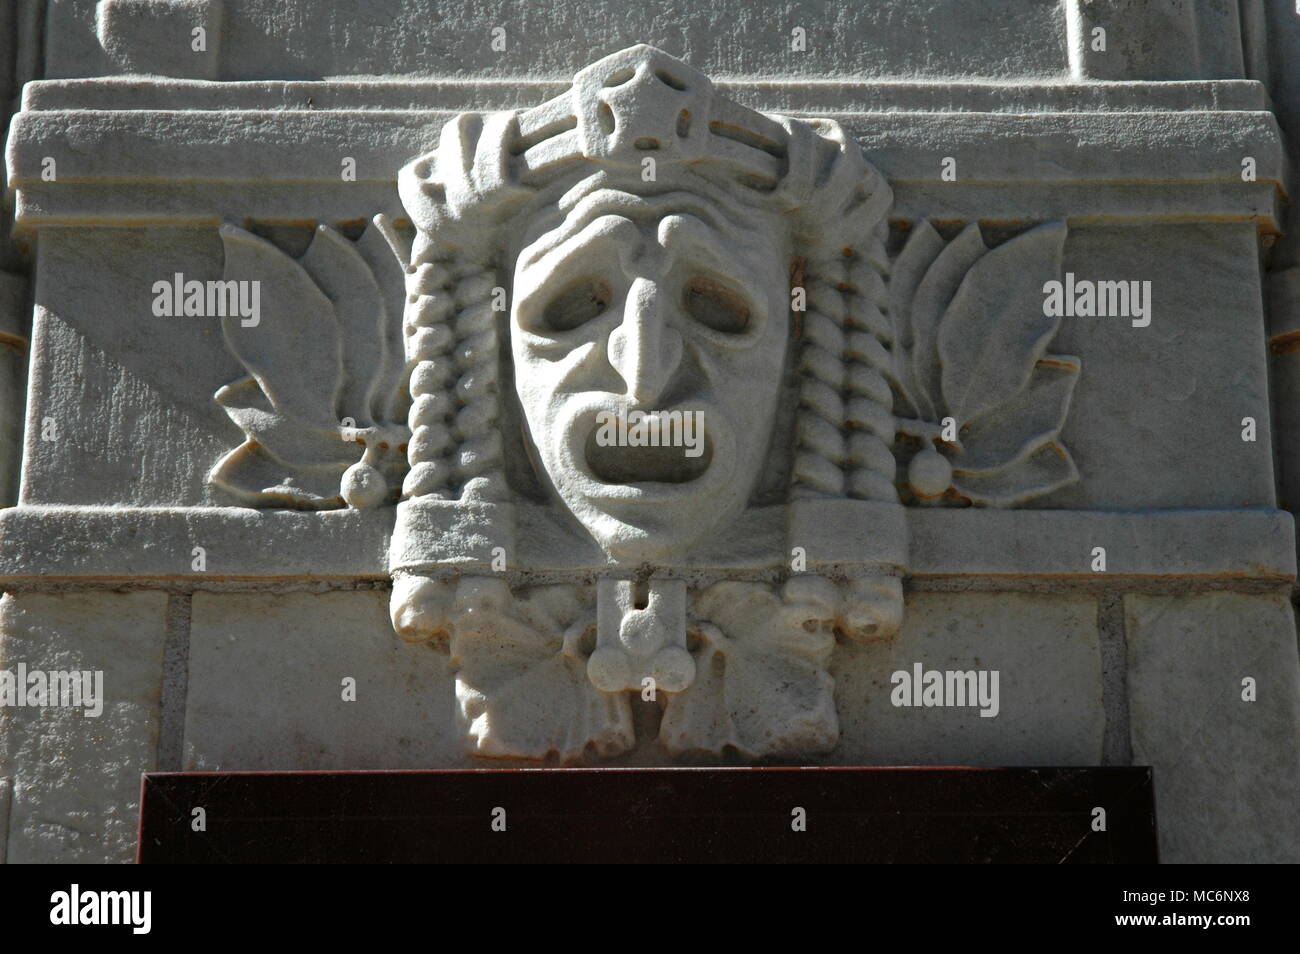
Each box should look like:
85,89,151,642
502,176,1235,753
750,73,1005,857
518,181,776,267
516,213,638,280
515,196,641,271
559,170,774,225
658,212,783,283
527,209,772,290
657,214,716,273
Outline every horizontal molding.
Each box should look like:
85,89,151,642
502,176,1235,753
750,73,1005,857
21,78,1270,114
0,505,1291,582
6,100,1285,231
10,109,1278,185
8,181,1281,237
0,506,393,580
907,508,1296,579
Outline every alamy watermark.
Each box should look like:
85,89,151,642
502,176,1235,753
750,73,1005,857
0,664,104,717
152,273,261,327
50,885,150,934
1042,273,1151,328
594,408,704,458
890,663,1000,717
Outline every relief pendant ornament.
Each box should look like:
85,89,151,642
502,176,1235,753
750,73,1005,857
210,44,1080,763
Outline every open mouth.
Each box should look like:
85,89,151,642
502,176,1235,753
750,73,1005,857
583,425,713,484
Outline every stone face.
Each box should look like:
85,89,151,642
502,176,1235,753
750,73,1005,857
0,591,168,863
379,47,1090,758
1125,592,1300,863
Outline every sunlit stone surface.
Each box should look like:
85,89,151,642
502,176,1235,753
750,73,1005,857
0,1,1297,863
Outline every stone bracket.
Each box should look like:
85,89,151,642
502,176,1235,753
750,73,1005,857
589,578,693,693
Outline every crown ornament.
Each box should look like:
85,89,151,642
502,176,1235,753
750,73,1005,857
537,43,786,184
399,44,844,247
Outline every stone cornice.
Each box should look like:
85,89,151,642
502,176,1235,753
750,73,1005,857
5,79,1286,233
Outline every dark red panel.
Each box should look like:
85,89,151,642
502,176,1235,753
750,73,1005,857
138,766,1157,864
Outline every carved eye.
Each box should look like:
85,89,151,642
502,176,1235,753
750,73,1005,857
683,276,750,334
540,277,613,332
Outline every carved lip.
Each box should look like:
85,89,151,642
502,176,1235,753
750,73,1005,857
559,400,736,504
582,421,713,484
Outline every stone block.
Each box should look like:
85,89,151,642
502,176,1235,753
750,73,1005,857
51,1,1070,82
22,228,245,506
1069,0,1244,81
96,0,222,79
1125,591,1300,863
829,592,1105,766
0,271,26,508
0,590,169,863
184,589,465,770
1,9,1296,869
0,776,10,862
1040,223,1275,510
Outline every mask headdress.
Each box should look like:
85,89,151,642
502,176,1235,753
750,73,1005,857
395,44,896,510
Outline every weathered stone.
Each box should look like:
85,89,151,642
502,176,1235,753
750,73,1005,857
184,590,465,770
1068,0,1246,81
46,1,1072,82
830,592,1105,766
0,2,1298,866
0,776,10,861
1042,224,1276,511
0,271,26,507
96,0,222,80
1125,592,1300,863
20,229,244,507
0,591,168,863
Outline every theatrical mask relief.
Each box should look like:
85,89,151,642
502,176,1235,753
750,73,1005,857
210,45,1078,761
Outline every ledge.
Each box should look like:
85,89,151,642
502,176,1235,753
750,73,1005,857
0,505,1291,583
21,78,1271,114
907,508,1296,580
0,506,393,581
6,83,1285,231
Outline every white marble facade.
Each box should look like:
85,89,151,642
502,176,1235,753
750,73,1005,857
0,0,1298,864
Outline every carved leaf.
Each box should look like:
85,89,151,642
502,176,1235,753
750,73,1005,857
209,376,355,507
908,223,987,420
450,583,634,762
209,440,347,508
214,377,356,469
887,220,945,418
354,218,410,424
213,222,410,508
937,221,1067,422
950,441,1079,508
890,220,1078,507
298,227,379,425
950,356,1080,476
660,582,837,759
218,225,343,428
